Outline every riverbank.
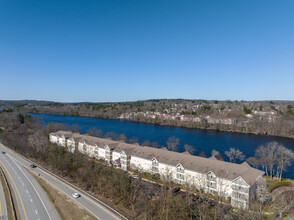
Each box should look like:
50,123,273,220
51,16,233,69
2,98,294,139
26,110,294,140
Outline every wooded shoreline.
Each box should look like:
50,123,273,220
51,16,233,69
27,110,294,140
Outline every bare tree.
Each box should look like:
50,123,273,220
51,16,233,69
151,142,159,148
211,149,220,157
141,140,150,146
276,145,294,181
256,179,271,214
28,130,49,155
46,122,69,134
246,157,260,168
224,148,245,163
128,137,138,144
104,132,118,140
255,145,269,176
184,144,196,155
198,151,207,158
215,154,224,161
166,136,180,152
266,142,279,179
118,134,127,142
71,124,82,133
87,128,103,137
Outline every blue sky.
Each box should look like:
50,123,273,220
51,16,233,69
0,0,293,102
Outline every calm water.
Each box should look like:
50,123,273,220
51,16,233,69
30,113,294,179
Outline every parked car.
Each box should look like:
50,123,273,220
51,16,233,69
1,151,5,154
30,164,37,168
72,193,81,198
131,175,139,179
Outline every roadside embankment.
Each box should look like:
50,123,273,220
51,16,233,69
27,169,96,220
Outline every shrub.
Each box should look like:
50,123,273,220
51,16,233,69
268,181,292,193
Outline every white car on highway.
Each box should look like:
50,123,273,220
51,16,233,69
72,193,81,198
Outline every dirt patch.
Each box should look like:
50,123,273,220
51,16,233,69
28,170,97,220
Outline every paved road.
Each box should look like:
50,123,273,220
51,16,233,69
0,170,8,220
0,143,126,220
0,145,60,220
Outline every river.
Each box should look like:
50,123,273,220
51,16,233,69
30,113,294,179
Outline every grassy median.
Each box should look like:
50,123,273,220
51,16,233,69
0,167,18,220
28,170,97,220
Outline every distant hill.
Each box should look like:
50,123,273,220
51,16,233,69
0,100,54,106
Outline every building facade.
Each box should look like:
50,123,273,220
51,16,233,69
49,131,264,209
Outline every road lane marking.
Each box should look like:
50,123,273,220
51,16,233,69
30,162,117,219
0,160,28,220
7,155,52,220
4,146,121,220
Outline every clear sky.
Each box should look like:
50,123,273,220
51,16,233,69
0,0,293,102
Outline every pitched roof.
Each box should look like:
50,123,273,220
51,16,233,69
51,130,73,139
182,151,192,155
209,155,217,160
241,161,251,168
51,131,264,186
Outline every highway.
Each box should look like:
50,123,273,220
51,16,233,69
0,170,7,220
0,143,126,220
0,145,60,220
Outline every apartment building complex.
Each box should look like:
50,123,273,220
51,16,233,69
49,130,264,208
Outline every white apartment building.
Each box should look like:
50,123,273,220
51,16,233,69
49,131,264,209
